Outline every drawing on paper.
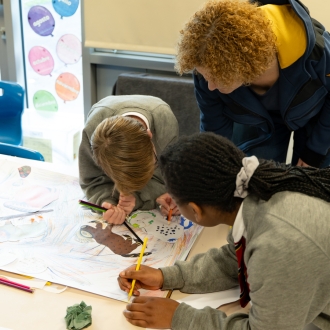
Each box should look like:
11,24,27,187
0,217,47,243
4,185,59,212
127,210,194,243
0,159,203,301
78,221,151,257
18,166,31,178
16,257,48,274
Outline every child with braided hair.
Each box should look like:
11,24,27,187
118,132,330,330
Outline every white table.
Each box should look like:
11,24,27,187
0,155,236,329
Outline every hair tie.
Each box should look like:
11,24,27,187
234,156,259,198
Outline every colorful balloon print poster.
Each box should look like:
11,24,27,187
21,0,83,117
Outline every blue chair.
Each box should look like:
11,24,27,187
0,142,44,161
0,80,25,145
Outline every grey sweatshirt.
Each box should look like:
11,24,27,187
161,192,330,329
79,95,179,210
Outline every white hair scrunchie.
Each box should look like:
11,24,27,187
234,155,259,198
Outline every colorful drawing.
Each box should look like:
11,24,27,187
13,165,32,186
128,210,194,243
22,0,84,116
52,0,79,18
33,90,58,112
179,216,194,229
4,185,59,212
28,46,54,76
55,72,80,102
0,219,47,243
18,166,31,179
28,6,55,37
56,34,82,65
0,159,203,301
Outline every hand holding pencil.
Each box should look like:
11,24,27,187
167,208,173,225
121,265,179,330
79,200,144,245
127,237,148,302
118,263,164,297
156,193,180,217
101,202,127,225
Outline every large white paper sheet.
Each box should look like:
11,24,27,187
0,159,203,301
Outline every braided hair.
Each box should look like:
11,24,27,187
159,133,330,212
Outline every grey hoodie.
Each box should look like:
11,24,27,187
161,192,330,329
79,95,179,209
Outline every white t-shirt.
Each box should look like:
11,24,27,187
122,112,150,130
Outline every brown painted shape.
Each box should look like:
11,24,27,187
81,223,140,255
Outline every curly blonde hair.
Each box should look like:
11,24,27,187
175,0,277,86
91,116,155,195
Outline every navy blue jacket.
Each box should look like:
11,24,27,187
195,0,330,167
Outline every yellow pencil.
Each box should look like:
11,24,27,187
127,237,148,302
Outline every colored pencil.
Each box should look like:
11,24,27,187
167,208,173,225
127,237,148,302
0,209,53,221
78,200,144,245
0,277,31,289
0,278,34,293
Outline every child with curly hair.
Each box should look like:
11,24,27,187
175,0,330,168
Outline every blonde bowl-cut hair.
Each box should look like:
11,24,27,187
91,116,155,195
175,0,277,86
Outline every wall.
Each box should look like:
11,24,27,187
303,0,330,30
86,0,330,111
1,1,329,113
0,1,25,92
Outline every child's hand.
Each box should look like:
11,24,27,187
123,297,179,328
156,193,180,216
118,265,164,295
101,202,126,224
117,193,136,215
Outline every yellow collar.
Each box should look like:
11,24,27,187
260,4,307,69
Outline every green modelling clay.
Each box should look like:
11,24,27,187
65,301,92,330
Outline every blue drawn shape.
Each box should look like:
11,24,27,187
180,216,194,230
28,6,55,37
52,0,79,18
0,221,47,243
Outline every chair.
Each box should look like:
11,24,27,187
0,80,25,145
0,142,44,161
115,72,200,136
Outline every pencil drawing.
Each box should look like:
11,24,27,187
0,159,202,301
